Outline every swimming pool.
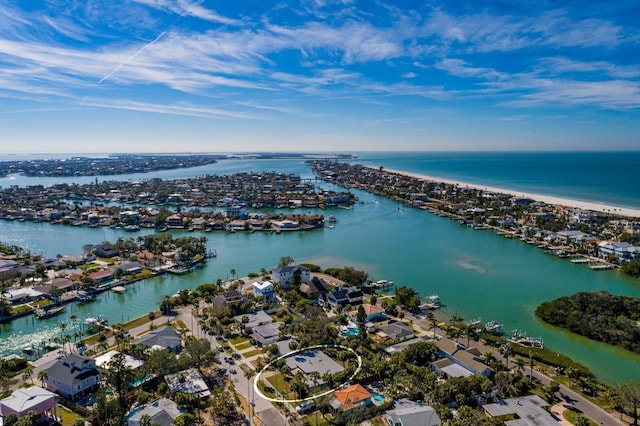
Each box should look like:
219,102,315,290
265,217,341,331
370,390,385,404
339,327,358,337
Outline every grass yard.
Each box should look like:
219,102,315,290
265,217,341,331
242,348,263,358
235,341,253,350
265,372,292,396
230,336,249,345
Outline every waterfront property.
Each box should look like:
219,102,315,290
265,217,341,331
434,338,494,378
272,265,311,288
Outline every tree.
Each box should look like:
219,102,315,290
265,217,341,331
37,370,48,387
356,305,367,341
106,352,135,412
616,381,640,426
278,256,295,268
500,343,514,369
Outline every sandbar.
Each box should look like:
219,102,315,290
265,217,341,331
385,168,640,219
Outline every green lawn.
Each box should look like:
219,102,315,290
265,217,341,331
57,404,84,426
266,372,292,396
235,341,253,350
230,336,249,345
563,408,598,426
242,348,262,358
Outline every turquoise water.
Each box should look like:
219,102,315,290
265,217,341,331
370,390,385,404
0,154,639,384
340,328,359,337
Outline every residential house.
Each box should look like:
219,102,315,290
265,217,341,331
95,350,145,372
598,241,640,262
165,368,211,398
252,322,282,347
117,261,144,275
331,384,371,412
252,280,275,303
378,322,415,342
133,326,182,354
272,265,311,288
233,310,273,330
127,398,181,426
433,339,493,378
89,269,115,285
226,205,247,219
284,349,344,386
325,286,363,308
348,304,387,323
0,386,58,422
94,243,119,258
483,395,557,426
44,354,102,401
299,276,328,302
165,214,184,229
386,398,440,426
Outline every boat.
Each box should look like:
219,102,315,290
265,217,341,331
34,305,65,319
484,321,504,335
84,316,108,330
422,294,441,310
76,291,96,303
508,329,544,348
326,215,337,223
111,285,127,294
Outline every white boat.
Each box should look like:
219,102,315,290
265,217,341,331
111,285,127,294
484,321,504,334
422,294,441,309
34,305,65,319
76,291,96,302
508,329,544,348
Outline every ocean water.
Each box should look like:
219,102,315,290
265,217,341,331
350,151,640,210
1,152,639,384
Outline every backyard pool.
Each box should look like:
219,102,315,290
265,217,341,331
339,327,358,337
369,389,385,404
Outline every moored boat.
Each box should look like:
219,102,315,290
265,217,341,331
422,294,441,310
34,305,65,319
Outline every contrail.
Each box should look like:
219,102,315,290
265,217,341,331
97,29,168,84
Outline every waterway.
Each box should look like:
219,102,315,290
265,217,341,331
0,157,639,385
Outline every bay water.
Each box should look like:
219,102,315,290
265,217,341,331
0,153,639,384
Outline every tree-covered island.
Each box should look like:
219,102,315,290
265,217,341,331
536,290,640,354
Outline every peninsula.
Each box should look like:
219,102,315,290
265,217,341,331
308,160,640,273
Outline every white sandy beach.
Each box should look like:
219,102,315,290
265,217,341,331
385,168,640,219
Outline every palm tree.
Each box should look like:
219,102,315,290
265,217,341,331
37,370,48,387
500,343,514,369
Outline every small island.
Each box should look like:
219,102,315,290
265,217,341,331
536,290,640,354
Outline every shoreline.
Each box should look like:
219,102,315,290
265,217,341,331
385,168,640,219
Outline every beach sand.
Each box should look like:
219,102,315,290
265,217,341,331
385,168,640,219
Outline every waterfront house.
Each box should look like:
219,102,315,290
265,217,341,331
165,368,211,399
44,354,102,402
0,386,58,422
165,214,184,229
3,286,44,304
386,398,441,426
325,286,363,308
127,397,181,426
272,265,311,288
300,276,329,302
252,280,275,303
482,395,556,426
89,269,115,284
598,241,640,262
133,325,182,354
117,261,144,275
226,205,247,219
94,243,119,258
331,384,372,412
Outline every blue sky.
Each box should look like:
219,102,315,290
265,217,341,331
1,0,639,153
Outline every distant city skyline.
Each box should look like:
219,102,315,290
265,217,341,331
1,1,639,153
